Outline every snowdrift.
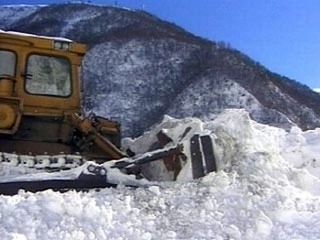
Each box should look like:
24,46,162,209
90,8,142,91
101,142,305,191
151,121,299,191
1,109,320,240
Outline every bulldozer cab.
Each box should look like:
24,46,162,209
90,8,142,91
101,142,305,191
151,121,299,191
0,30,86,120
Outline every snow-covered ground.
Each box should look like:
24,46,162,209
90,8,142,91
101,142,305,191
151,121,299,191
0,109,320,240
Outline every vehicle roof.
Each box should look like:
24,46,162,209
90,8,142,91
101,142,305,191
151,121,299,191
0,29,86,54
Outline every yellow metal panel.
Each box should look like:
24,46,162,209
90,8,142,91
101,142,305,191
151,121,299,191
0,30,85,116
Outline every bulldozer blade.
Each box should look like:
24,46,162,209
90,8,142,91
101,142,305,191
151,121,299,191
190,134,216,179
200,135,217,173
190,135,205,178
0,134,217,195
117,133,217,180
111,145,184,169
156,130,182,180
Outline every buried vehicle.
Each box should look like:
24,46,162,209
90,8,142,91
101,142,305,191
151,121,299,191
0,30,216,195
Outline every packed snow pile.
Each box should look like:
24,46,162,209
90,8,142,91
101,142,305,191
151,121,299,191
0,109,320,240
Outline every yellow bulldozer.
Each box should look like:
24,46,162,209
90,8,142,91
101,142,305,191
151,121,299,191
0,30,216,195
0,30,125,160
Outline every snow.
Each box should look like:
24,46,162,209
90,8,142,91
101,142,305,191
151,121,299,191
0,5,41,29
0,30,73,42
1,109,320,239
314,88,320,93
60,8,103,36
280,126,320,179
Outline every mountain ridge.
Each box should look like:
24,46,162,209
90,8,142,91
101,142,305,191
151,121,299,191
1,3,319,137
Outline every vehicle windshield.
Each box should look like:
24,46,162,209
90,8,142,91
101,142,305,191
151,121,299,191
0,50,16,77
26,54,71,97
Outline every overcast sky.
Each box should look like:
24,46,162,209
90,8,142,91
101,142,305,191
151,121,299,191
1,0,319,89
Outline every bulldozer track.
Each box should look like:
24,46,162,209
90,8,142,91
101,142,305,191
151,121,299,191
0,152,85,170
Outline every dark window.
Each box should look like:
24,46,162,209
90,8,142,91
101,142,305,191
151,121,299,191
0,50,16,76
26,54,71,97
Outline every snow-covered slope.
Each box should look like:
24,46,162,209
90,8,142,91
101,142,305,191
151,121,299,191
0,5,40,29
1,110,320,239
84,38,320,136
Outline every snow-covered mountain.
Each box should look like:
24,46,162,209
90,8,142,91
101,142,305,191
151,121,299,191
1,3,320,137
0,5,40,29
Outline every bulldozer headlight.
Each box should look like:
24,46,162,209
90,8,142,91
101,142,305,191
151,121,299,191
62,42,70,50
53,40,70,51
